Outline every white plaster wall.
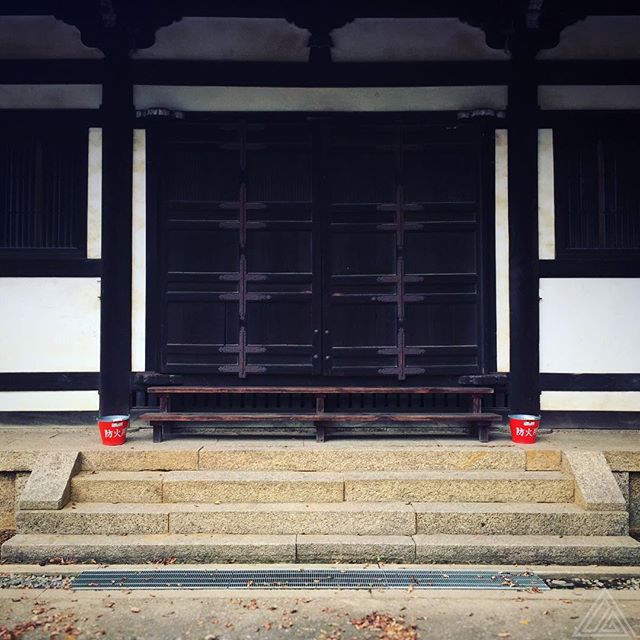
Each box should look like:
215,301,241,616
0,391,99,412
0,16,101,59
538,17,640,60
538,129,555,260
0,85,101,109
87,128,102,260
540,278,640,374
134,18,308,61
541,391,640,412
131,130,146,372
135,86,508,112
494,129,510,373
0,278,100,373
332,18,508,62
539,86,640,110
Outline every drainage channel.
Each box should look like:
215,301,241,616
71,569,549,591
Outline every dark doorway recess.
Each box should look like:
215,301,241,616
147,116,494,385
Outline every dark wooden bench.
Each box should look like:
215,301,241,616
140,386,501,443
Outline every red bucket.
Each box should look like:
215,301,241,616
509,414,541,444
98,415,129,446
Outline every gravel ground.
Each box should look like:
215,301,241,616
0,530,14,546
545,577,640,590
0,574,73,590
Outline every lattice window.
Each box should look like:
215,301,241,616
554,124,640,255
0,126,88,255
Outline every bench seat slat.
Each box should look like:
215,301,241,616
146,386,494,395
139,412,501,422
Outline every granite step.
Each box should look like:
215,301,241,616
3,533,640,566
413,502,628,536
194,447,532,472
80,448,540,471
299,534,640,565
17,502,415,536
70,470,574,504
77,446,545,473
341,470,573,503
17,501,627,536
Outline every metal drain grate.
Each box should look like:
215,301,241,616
72,569,548,591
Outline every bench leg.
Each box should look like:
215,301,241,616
153,422,172,443
476,423,489,443
315,421,326,443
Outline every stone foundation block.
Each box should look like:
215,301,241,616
19,452,80,510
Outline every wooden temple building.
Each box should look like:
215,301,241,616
0,0,639,432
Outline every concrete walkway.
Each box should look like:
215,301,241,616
1,424,639,453
1,571,639,640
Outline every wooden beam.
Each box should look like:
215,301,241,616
2,59,640,88
99,47,134,416
0,372,100,391
5,0,640,19
539,259,640,278
537,61,640,86
507,45,541,415
540,373,640,392
0,258,101,277
0,60,103,84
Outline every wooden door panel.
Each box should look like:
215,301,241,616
246,151,312,202
329,153,395,204
330,231,396,275
247,229,312,273
166,148,238,202
404,229,477,273
405,302,478,345
167,225,239,273
165,300,238,346
323,122,483,379
404,146,477,204
155,119,487,380
159,122,316,376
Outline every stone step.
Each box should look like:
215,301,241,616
342,471,573,503
3,533,639,566
17,502,414,536
76,447,547,473
413,502,629,536
410,534,640,566
195,447,533,472
1,534,294,564
80,448,562,471
17,502,627,537
70,470,574,504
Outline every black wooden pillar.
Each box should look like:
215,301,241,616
99,45,134,416
507,45,540,415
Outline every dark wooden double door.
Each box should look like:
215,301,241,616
154,118,488,380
